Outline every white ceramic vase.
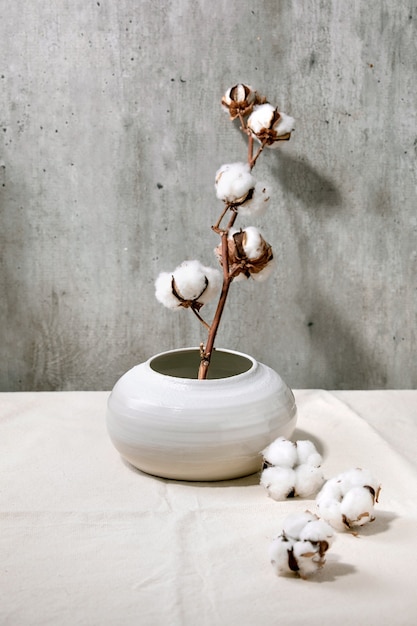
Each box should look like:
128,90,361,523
106,347,297,481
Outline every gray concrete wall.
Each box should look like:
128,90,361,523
1,0,416,390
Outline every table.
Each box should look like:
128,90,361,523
1,390,417,626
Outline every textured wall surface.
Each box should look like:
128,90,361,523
1,0,416,390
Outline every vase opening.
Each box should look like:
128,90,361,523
149,348,254,380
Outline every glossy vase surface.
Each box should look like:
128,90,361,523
107,348,297,481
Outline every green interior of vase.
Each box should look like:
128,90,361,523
149,349,253,379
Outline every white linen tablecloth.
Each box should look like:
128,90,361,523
1,390,417,626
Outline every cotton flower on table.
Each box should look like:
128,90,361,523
316,468,381,532
155,260,222,311
269,511,334,579
215,226,274,282
248,103,295,146
260,437,325,500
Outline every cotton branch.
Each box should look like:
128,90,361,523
154,84,294,380
198,209,238,379
197,85,294,379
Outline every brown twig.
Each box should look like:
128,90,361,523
198,210,238,379
212,204,230,232
250,139,267,168
190,306,211,331
247,133,254,167
238,112,254,168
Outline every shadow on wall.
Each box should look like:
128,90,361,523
271,150,343,210
270,150,387,388
301,292,388,389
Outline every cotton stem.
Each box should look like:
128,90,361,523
212,204,230,232
198,211,238,380
238,112,254,168
250,139,267,168
191,306,211,331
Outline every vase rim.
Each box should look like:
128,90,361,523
146,347,257,383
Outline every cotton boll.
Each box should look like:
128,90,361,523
215,162,255,203
270,512,333,578
282,511,317,541
262,436,298,468
294,464,325,498
261,437,324,499
247,103,276,135
155,272,183,310
222,83,253,106
173,260,211,301
316,470,381,531
340,486,376,528
242,226,268,260
242,226,270,261
223,228,273,281
295,440,322,467
260,466,296,500
156,260,221,310
221,84,257,119
248,104,294,147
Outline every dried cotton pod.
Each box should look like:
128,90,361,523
221,83,260,120
215,162,255,204
155,260,222,310
260,437,325,500
316,468,381,532
269,512,334,579
248,103,295,146
339,486,376,527
215,226,274,281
